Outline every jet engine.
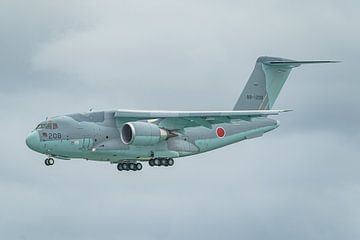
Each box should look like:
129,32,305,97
120,122,169,146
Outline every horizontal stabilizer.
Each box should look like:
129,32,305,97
265,60,340,67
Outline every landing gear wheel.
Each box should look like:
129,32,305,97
154,159,161,166
136,163,143,171
161,158,169,166
117,163,123,171
122,163,129,171
48,158,54,165
117,162,142,172
149,159,155,166
45,158,54,166
129,163,136,171
168,158,174,166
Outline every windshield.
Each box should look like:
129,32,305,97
36,124,46,130
35,122,58,130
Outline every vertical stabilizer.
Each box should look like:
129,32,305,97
233,56,338,110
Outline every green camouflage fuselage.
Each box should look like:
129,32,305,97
26,110,278,163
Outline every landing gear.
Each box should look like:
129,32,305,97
149,158,174,167
136,163,143,171
45,158,54,166
154,159,160,166
116,158,173,171
129,163,136,171
117,162,143,172
149,159,155,166
161,158,168,166
168,158,174,166
117,163,123,171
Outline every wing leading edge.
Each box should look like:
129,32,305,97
114,109,290,118
114,109,291,130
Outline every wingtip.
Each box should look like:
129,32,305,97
318,60,341,64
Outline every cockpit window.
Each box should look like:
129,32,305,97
36,122,58,130
36,124,46,130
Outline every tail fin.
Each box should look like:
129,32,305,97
233,56,339,110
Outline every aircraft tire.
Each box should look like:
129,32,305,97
136,163,142,171
161,159,168,166
154,159,161,166
149,159,155,167
122,163,129,171
48,158,54,165
117,163,123,171
44,158,49,166
168,158,174,166
129,163,136,171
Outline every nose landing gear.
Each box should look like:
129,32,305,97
45,158,54,166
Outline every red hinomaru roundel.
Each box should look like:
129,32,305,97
216,127,226,138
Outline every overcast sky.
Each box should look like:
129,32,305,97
0,0,359,239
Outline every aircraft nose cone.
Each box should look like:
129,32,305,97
26,131,42,152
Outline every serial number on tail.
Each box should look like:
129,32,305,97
246,94,264,100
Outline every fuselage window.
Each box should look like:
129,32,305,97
53,123,58,129
46,123,52,129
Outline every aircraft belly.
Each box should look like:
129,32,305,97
166,138,199,156
185,118,278,152
42,138,95,158
194,125,275,152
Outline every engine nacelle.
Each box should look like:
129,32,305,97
120,122,169,146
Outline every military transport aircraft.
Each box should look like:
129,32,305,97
26,56,337,172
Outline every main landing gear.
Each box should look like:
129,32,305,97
116,158,174,172
45,158,54,166
117,162,143,172
149,158,174,167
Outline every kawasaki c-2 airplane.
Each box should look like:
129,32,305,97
26,56,337,172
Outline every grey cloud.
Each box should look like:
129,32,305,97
0,0,359,239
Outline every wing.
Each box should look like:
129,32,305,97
114,109,291,130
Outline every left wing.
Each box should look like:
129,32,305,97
114,109,291,130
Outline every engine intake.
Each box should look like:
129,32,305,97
121,122,169,146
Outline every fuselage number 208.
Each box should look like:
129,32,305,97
48,133,61,140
